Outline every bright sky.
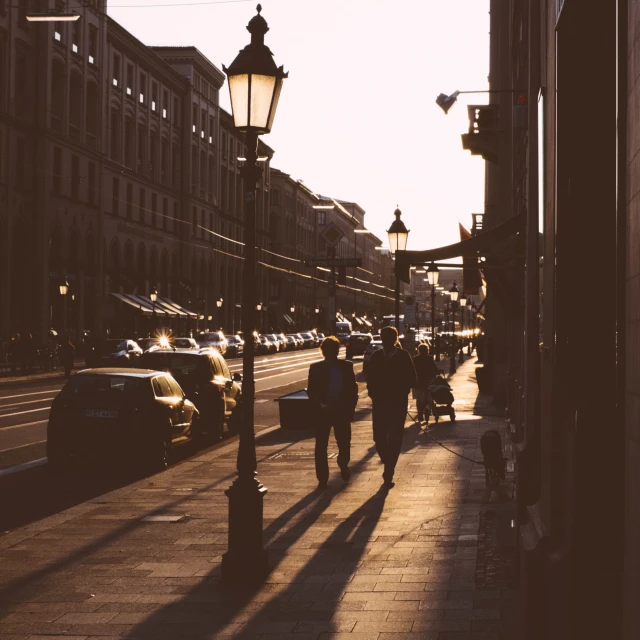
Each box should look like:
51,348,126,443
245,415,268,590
108,0,489,251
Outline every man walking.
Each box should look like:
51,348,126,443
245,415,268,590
366,326,417,488
307,336,358,489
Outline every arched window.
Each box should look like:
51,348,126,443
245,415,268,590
86,83,98,144
69,73,83,138
51,61,65,131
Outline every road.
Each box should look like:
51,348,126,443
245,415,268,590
0,346,363,532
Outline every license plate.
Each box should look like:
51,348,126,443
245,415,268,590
82,409,118,419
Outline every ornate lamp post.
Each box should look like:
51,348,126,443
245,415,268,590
59,276,70,335
150,287,158,333
449,282,459,374
222,4,287,582
216,298,223,331
458,292,467,364
426,263,440,359
387,207,409,332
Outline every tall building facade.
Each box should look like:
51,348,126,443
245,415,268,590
0,1,272,340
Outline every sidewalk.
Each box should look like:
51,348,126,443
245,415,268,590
0,361,86,387
0,356,516,639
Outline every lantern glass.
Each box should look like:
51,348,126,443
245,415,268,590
290,306,295,313
59,283,69,295
460,295,467,307
427,264,440,286
228,74,250,129
450,283,459,302
150,290,158,303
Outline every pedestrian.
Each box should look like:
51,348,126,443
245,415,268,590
60,336,76,378
307,335,358,490
366,325,417,488
413,344,439,421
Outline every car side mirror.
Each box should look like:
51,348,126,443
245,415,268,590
232,372,242,382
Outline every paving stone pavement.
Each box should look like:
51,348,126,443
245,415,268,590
0,355,516,639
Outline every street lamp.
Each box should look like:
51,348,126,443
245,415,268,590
150,287,158,332
387,207,409,332
426,263,440,359
222,3,286,583
59,276,69,334
458,293,467,363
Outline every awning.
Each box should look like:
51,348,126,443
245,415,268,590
360,317,373,327
395,214,526,283
157,297,189,317
283,314,293,325
168,300,198,318
111,293,154,316
128,295,170,316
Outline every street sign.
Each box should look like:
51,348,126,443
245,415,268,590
404,295,417,325
305,257,362,268
319,222,345,247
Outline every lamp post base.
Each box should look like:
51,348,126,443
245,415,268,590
222,475,269,583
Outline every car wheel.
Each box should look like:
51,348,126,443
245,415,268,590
150,433,172,471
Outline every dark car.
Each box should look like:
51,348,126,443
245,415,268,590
285,335,299,350
195,331,228,356
345,332,373,360
300,332,316,349
225,334,244,358
93,339,143,367
140,349,242,441
137,337,198,353
47,368,198,472
259,335,277,354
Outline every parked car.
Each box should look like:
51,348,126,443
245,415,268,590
300,332,316,349
316,332,326,342
140,348,242,441
345,332,373,360
138,337,198,353
259,335,277,354
267,334,283,352
276,333,288,350
46,368,199,472
363,338,383,374
285,335,299,350
225,334,244,358
292,333,305,349
335,321,353,344
94,339,143,367
196,331,228,356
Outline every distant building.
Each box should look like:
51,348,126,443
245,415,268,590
0,2,272,340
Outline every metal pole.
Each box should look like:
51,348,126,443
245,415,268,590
222,132,268,581
395,273,400,333
329,246,337,335
431,285,437,360
62,293,67,335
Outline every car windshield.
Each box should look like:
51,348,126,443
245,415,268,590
61,375,145,399
198,332,221,343
172,339,192,348
141,353,207,379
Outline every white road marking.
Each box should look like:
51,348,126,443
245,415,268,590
0,419,48,432
0,439,47,454
0,407,51,419
0,396,55,409
0,457,47,478
0,388,62,401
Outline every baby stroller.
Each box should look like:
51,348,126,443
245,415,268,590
428,376,455,423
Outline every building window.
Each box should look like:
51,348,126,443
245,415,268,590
162,89,168,119
139,188,146,223
112,177,120,215
271,188,280,206
124,117,134,168
192,103,197,134
113,53,121,87
110,109,121,161
71,155,80,200
86,83,98,141
317,211,326,225
88,26,97,64
69,74,82,137
0,37,6,112
88,162,96,204
126,63,133,96
161,139,169,185
191,147,198,194
192,206,197,235
137,124,147,174
151,193,157,227
221,133,226,158
173,202,178,233
208,116,214,144
172,144,180,188
139,72,146,104
173,96,179,125
208,156,215,202
72,19,81,54
150,135,158,181
151,82,158,112
201,108,206,139
126,182,133,219
53,147,62,194
162,197,168,231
